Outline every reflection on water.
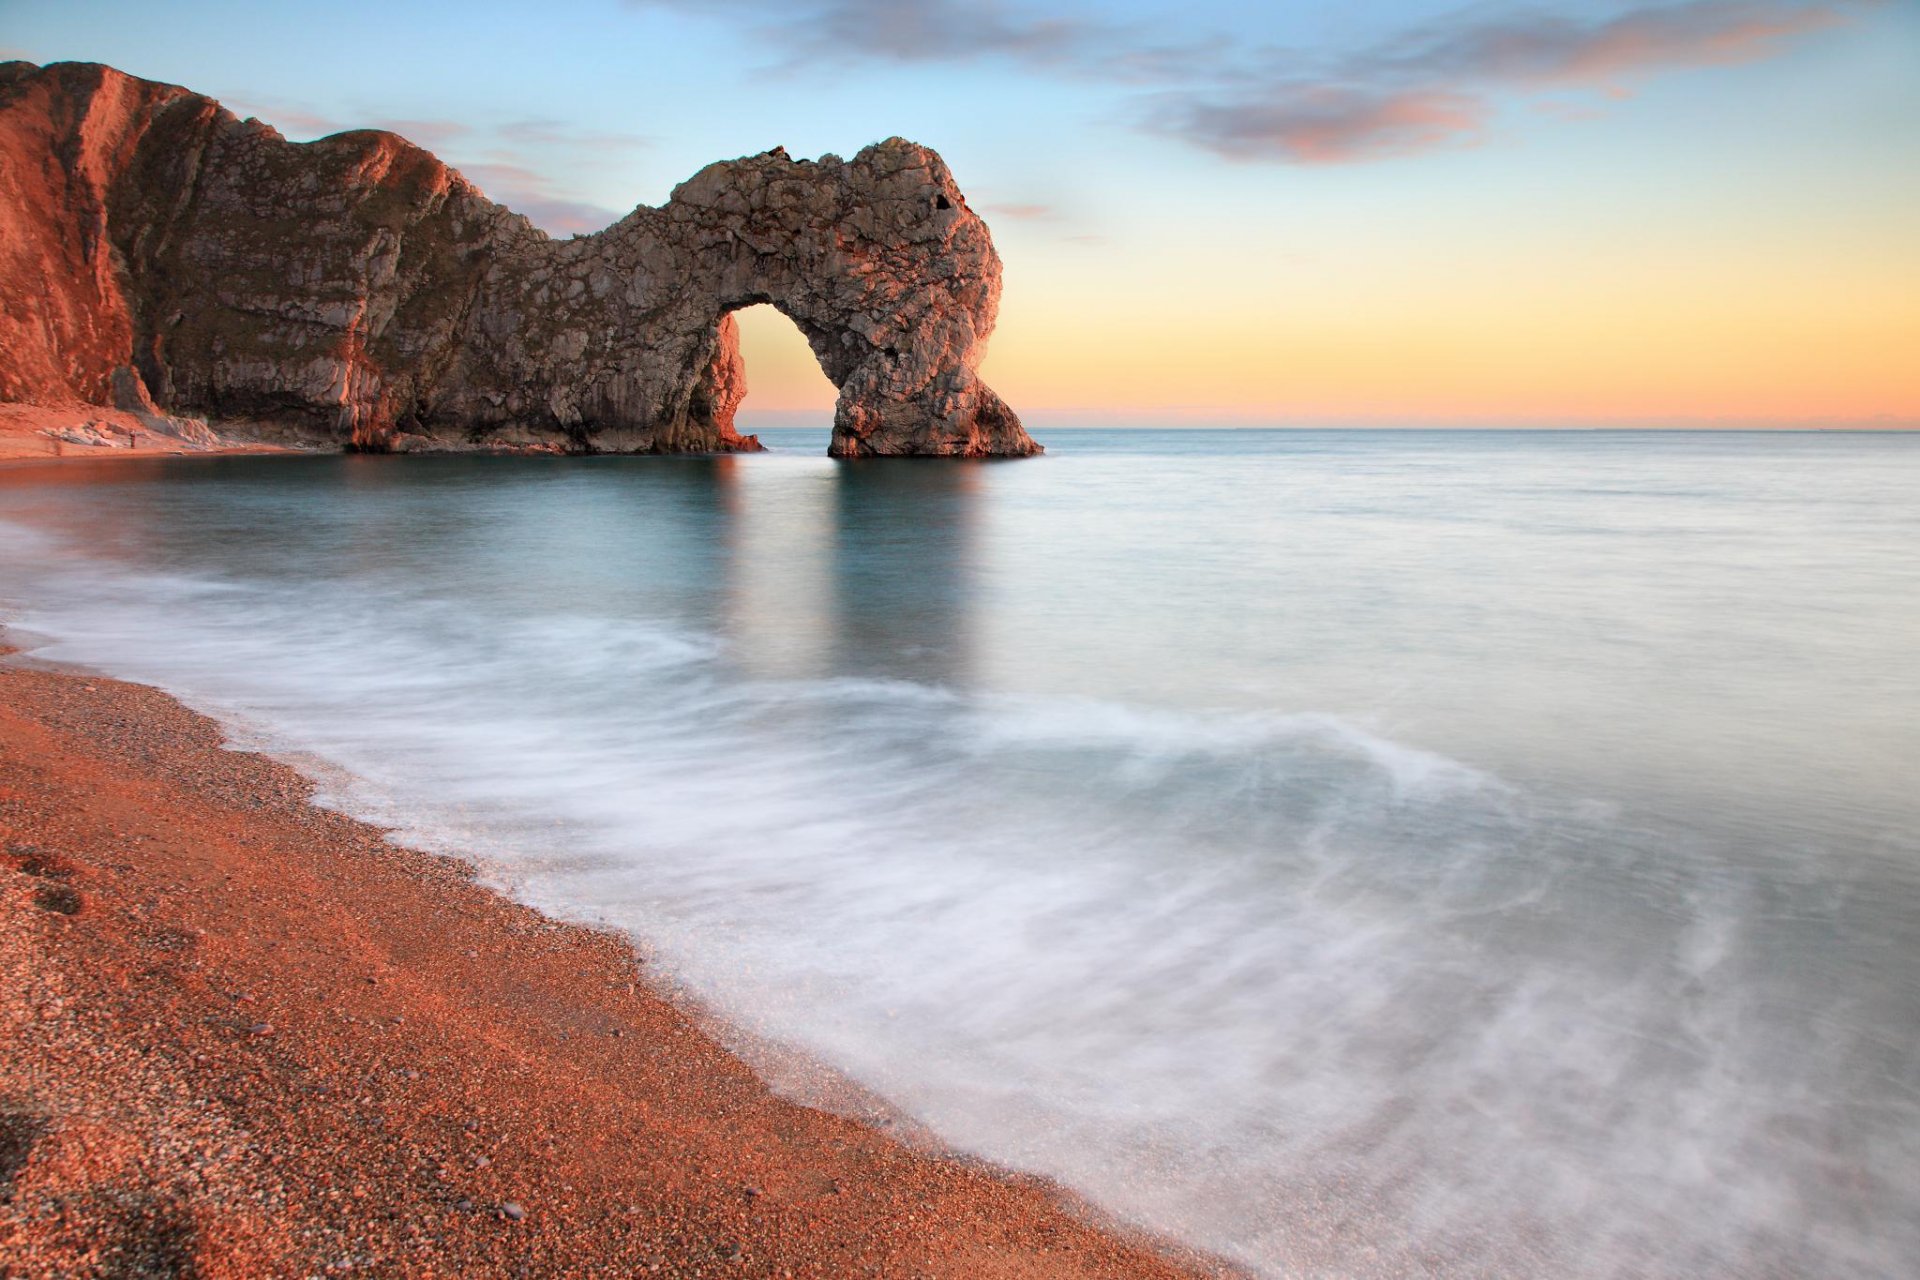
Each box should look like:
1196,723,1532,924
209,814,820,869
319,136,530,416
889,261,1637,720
2,430,1918,1280
829,462,980,684
719,456,983,684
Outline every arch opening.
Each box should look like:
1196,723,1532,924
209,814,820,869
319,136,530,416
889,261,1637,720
727,303,839,437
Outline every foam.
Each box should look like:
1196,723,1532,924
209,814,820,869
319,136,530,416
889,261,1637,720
4,473,1916,1279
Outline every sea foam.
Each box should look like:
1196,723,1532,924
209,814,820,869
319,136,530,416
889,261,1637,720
2,436,1915,1280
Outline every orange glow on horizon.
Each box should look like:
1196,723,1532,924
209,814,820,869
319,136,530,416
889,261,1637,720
730,217,1920,428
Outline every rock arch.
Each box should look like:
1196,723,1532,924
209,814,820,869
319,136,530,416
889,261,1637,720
653,145,1036,457
0,62,1040,458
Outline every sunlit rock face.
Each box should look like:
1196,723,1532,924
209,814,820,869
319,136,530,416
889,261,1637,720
0,61,1037,457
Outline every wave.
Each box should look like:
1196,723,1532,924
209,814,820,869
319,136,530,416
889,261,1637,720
3,509,1915,1280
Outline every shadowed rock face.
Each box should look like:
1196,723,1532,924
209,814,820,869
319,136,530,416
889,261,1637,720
0,61,1038,457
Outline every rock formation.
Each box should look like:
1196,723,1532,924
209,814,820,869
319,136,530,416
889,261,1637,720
0,61,1038,457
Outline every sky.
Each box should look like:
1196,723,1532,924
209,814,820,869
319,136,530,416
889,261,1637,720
5,0,1917,428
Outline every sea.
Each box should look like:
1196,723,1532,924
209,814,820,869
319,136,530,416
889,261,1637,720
2,427,1916,1278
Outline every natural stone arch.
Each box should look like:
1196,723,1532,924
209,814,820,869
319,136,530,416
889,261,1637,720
0,63,1040,458
576,142,1038,458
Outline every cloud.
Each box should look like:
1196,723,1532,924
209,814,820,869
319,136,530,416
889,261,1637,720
453,159,550,189
768,0,1095,65
985,202,1056,220
497,119,652,153
226,99,477,151
1150,86,1489,164
498,196,625,236
631,0,1104,67
1531,96,1615,121
455,122,653,231
228,100,647,163
631,0,1868,164
1150,1,1864,162
367,117,473,149
430,159,625,235
218,95,628,235
1348,0,1853,89
186,0,1873,234
627,0,1229,84
982,202,1111,242
224,94,348,138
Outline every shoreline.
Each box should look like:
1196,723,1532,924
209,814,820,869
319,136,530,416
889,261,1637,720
0,403,298,461
0,403,760,461
0,638,1230,1277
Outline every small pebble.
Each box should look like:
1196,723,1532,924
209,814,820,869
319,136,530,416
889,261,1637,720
500,1201,526,1222
248,1021,274,1037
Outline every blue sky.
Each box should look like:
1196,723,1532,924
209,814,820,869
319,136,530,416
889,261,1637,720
7,0,1917,426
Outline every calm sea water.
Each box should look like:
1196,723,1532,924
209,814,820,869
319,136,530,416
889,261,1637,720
3,429,1917,1277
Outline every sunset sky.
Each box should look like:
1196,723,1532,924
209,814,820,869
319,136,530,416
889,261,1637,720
9,0,1917,428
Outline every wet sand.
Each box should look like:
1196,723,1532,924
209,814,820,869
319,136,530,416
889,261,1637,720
0,646,1229,1277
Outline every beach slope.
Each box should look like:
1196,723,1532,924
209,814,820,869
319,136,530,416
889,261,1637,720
0,653,1221,1277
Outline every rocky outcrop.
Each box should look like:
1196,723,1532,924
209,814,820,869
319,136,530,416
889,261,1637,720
0,61,1038,457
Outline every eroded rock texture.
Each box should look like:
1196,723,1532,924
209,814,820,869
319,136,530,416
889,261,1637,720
0,61,1038,457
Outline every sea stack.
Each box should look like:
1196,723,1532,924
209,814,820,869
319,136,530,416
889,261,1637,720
0,61,1038,457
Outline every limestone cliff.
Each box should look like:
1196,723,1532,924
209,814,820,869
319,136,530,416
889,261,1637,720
0,61,1038,457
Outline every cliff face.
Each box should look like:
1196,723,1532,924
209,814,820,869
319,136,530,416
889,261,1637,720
0,61,1038,457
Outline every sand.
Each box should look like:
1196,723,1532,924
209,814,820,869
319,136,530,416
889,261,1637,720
0,404,293,461
0,640,1230,1277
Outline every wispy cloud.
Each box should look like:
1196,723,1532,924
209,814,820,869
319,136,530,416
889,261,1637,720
369,117,473,149
1150,87,1490,164
985,202,1057,220
224,96,473,149
190,0,1873,236
772,0,1095,65
629,0,1870,164
1152,1,1859,162
219,94,634,235
1350,1,1852,88
627,0,1232,83
456,159,624,235
497,118,652,153
632,0,1101,67
225,93,344,138
491,195,623,236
